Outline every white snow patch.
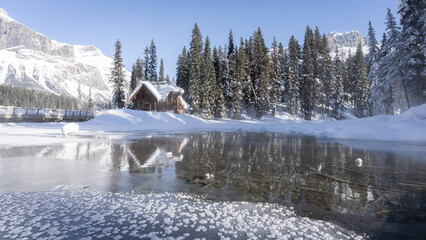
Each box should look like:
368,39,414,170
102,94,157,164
61,123,79,136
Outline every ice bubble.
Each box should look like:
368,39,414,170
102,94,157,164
61,123,79,136
355,158,362,167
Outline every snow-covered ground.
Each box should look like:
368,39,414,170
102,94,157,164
0,103,425,146
0,185,364,240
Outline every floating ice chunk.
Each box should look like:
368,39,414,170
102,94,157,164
166,152,173,158
61,123,79,136
355,158,362,167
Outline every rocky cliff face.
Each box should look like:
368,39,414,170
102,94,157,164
0,8,129,104
326,31,369,59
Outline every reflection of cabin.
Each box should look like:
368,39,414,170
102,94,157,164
127,137,188,173
129,81,189,114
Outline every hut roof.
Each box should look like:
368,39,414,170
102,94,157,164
129,81,184,102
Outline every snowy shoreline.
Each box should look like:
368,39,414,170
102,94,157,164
0,104,425,146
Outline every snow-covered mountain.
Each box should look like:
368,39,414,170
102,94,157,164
0,8,129,103
326,31,369,59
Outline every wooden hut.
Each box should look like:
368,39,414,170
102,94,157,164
129,81,189,114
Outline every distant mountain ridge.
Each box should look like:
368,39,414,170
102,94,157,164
0,8,129,104
326,31,369,59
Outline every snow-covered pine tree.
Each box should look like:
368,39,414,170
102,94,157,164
234,39,248,119
252,27,270,119
188,23,204,114
332,49,345,119
130,58,145,92
370,9,408,115
110,39,126,108
201,37,216,119
88,87,94,110
301,26,315,120
144,47,150,81
244,37,256,107
149,40,158,82
130,63,138,92
278,42,288,103
212,46,227,118
287,36,301,116
353,43,370,117
319,34,333,116
398,0,425,107
176,46,190,98
367,21,379,67
227,29,237,117
159,59,165,82
270,37,282,116
136,58,145,81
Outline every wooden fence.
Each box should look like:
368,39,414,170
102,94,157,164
0,107,96,122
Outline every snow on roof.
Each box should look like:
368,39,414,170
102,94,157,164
155,82,184,101
129,81,184,102
180,97,190,110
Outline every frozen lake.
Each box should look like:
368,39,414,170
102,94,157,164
1,131,425,239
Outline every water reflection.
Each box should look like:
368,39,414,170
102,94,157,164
1,132,425,238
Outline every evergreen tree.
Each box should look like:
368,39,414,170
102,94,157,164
201,37,216,119
370,8,408,115
188,23,203,114
88,87,94,110
233,40,249,119
384,9,401,53
130,63,138,92
148,39,158,82
176,46,190,97
332,49,345,119
130,58,145,93
165,74,170,83
353,43,370,117
135,58,145,81
144,47,150,81
278,42,288,101
300,26,315,120
252,27,270,119
227,29,238,117
367,21,379,66
398,0,425,106
244,37,255,106
213,46,227,118
110,39,126,108
287,35,301,116
159,59,165,82
270,37,282,116
319,34,333,116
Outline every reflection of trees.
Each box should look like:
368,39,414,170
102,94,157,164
175,132,426,223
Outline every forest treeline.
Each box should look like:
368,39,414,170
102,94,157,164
171,1,424,120
0,85,81,110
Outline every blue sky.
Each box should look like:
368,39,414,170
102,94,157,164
1,0,398,79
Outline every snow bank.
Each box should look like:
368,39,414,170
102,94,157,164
1,104,425,146
0,186,364,239
80,104,426,143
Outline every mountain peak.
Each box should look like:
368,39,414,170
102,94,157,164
0,8,7,16
0,8,130,103
327,30,368,59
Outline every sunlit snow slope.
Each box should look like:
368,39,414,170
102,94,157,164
0,8,129,103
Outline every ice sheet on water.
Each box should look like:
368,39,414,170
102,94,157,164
0,186,365,239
